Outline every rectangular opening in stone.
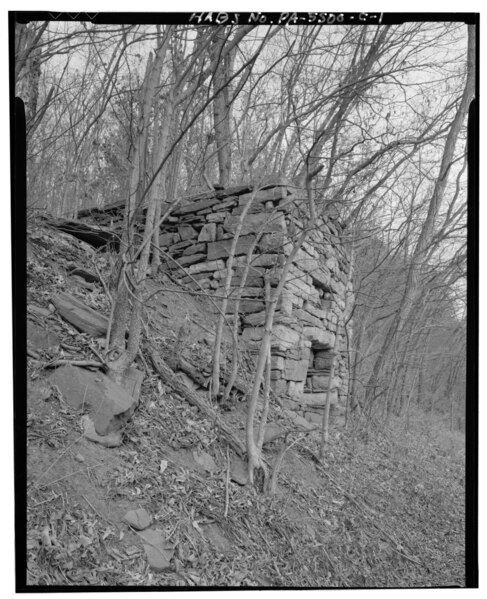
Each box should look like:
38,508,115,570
304,343,335,394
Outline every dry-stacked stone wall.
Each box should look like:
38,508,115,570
156,181,352,426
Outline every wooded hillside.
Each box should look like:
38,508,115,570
18,15,474,589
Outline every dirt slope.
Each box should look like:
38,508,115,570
25,221,465,588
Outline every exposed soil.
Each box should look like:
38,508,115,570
25,222,466,588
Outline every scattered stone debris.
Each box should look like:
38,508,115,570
200,522,233,553
176,371,199,391
283,409,318,432
107,366,145,403
80,415,123,448
66,265,101,284
136,529,175,571
28,304,51,319
122,508,152,531
51,291,109,337
49,365,137,435
27,381,52,404
27,321,61,351
230,455,249,485
263,423,286,445
192,450,218,473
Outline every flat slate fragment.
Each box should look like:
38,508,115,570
50,365,136,435
80,415,123,447
122,508,152,531
173,197,220,215
137,529,174,571
263,423,286,445
52,292,108,337
230,456,249,485
27,321,61,351
207,235,256,261
192,450,218,473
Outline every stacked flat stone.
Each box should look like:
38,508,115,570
156,181,352,427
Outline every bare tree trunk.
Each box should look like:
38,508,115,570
107,32,172,371
246,229,308,484
210,27,235,187
211,189,258,399
319,325,338,458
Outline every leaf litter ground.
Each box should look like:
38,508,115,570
25,222,465,587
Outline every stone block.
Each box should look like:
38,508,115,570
281,397,301,411
310,270,332,290
304,327,335,348
182,242,207,256
302,241,318,258
311,375,331,391
309,229,324,244
174,197,220,215
223,212,286,236
217,227,232,241
207,213,226,223
294,309,323,328
271,324,301,351
283,409,317,431
286,279,320,303
301,390,338,406
250,254,284,268
243,311,267,326
304,302,327,320
175,253,206,267
238,187,288,206
260,232,287,252
187,259,225,275
214,196,238,211
207,235,256,261
325,256,339,272
284,358,309,382
241,327,264,343
159,232,175,246
198,223,217,242
287,347,309,361
287,380,305,395
271,369,282,381
330,278,346,297
227,300,265,314
171,239,194,252
230,272,264,287
271,355,285,370
271,379,288,394
313,350,335,369
279,290,294,316
240,287,265,298
178,225,198,240
231,203,262,216
196,278,211,289
294,255,331,290
314,357,333,370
